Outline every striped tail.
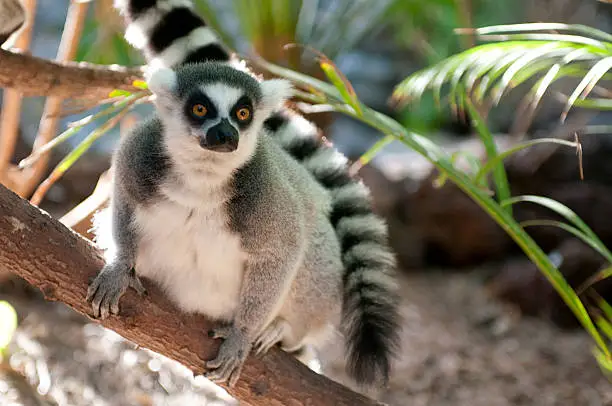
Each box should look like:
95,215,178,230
264,109,401,386
114,0,231,68
115,0,401,386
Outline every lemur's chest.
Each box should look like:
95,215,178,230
132,198,246,321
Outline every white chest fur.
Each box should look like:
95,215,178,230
132,194,246,321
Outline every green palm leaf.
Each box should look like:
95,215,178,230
470,23,612,43
392,24,612,127
562,56,612,121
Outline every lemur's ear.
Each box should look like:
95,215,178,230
260,79,293,112
146,66,177,96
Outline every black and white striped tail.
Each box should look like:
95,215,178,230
116,0,401,386
265,109,401,386
114,0,231,68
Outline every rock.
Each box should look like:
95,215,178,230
409,173,511,268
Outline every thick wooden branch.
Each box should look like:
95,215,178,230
0,48,143,99
0,184,383,406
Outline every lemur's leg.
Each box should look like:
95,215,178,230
87,186,146,318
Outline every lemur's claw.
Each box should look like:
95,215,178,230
204,325,251,387
86,264,143,319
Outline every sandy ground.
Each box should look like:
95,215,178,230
1,268,611,406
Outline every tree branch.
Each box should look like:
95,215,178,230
0,183,383,406
0,48,143,99
0,0,38,190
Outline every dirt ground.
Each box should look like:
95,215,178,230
1,267,611,406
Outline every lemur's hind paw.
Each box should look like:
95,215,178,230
204,325,251,387
86,264,146,319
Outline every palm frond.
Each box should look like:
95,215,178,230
467,23,612,43
392,24,612,126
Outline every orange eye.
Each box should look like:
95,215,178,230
192,104,207,117
236,107,251,121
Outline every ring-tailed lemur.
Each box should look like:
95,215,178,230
87,0,401,387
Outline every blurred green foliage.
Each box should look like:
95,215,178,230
76,4,143,66
386,0,522,65
384,0,523,132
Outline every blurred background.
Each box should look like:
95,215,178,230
2,0,612,405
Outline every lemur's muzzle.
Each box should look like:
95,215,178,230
200,119,239,152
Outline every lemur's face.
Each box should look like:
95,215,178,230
146,63,292,154
182,84,254,153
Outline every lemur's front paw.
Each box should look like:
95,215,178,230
204,325,252,387
86,264,146,319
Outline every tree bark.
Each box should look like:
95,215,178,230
0,184,383,406
0,49,143,99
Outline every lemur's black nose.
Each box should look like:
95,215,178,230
201,119,239,152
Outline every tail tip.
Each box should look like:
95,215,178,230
347,355,392,388
344,318,401,388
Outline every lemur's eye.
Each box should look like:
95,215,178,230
236,107,251,121
191,104,208,118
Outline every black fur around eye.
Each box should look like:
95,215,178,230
231,96,253,128
184,92,217,124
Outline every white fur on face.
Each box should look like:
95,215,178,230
189,84,260,168
157,83,263,189
200,83,243,116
